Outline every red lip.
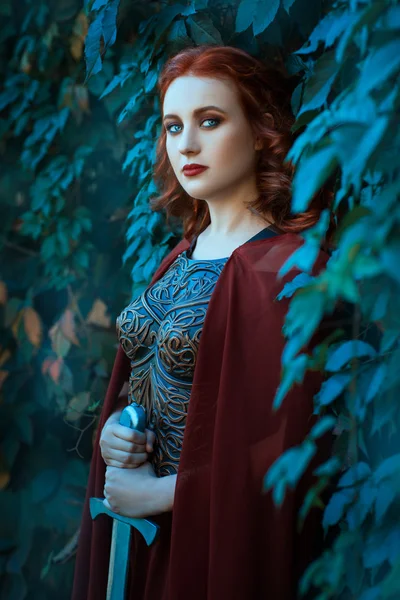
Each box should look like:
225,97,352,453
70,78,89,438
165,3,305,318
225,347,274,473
182,164,208,176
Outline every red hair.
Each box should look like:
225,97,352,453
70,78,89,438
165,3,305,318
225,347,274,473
151,45,335,244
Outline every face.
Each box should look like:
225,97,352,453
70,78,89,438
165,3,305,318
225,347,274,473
162,75,262,202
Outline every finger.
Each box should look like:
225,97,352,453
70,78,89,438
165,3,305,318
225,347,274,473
103,449,148,467
103,497,119,513
145,429,156,453
101,437,146,454
113,424,146,445
103,459,143,469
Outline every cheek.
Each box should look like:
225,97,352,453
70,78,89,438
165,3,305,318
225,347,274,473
211,129,255,176
213,126,253,161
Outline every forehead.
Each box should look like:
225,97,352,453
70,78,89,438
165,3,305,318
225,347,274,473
163,75,239,115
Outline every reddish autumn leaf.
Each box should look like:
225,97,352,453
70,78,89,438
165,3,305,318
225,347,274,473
0,471,10,490
0,370,9,390
41,358,53,375
86,299,111,328
49,357,63,384
60,309,80,346
23,307,42,347
49,323,72,358
0,282,7,305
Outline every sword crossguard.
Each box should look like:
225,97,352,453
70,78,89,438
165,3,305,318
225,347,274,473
90,497,159,546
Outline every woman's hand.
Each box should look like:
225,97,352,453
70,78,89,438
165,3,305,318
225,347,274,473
100,410,156,469
103,462,177,518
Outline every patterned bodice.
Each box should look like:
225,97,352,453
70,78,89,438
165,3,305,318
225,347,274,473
116,249,228,477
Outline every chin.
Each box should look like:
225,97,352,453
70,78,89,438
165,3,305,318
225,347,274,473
181,182,216,200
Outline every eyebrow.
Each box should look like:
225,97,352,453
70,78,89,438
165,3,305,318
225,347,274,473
163,105,227,121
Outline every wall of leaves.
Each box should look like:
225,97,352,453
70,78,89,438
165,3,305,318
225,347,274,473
0,0,399,598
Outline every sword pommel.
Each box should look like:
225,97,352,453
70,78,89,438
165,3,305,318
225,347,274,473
119,403,146,432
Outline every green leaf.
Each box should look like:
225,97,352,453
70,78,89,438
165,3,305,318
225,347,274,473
375,482,396,525
276,273,315,300
356,39,400,96
365,364,387,404
92,0,109,10
295,11,357,55
352,254,382,279
144,69,158,93
264,440,317,506
102,0,119,48
314,373,352,408
381,241,400,284
253,0,280,36
85,18,104,79
41,236,57,261
338,462,371,488
313,456,342,477
279,243,319,277
325,340,377,372
363,526,400,569
99,65,133,99
323,487,355,529
279,210,330,276
85,1,120,80
235,0,280,36
235,0,257,33
298,50,340,116
309,415,336,440
281,288,326,362
273,353,308,410
335,2,385,64
334,116,390,197
373,454,400,484
147,3,195,50
291,144,338,213
186,13,223,44
0,86,20,111
118,86,145,125
74,249,89,269
167,18,192,48
381,557,400,598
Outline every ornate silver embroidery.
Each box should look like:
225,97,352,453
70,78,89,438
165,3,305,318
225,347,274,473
116,252,227,476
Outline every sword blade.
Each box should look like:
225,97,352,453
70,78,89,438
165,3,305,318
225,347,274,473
107,518,132,600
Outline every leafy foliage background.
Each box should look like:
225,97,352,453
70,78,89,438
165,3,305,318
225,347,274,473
0,0,399,598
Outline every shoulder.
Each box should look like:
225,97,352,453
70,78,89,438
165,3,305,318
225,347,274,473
234,232,329,278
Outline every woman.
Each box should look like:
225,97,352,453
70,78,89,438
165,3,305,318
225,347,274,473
72,45,335,599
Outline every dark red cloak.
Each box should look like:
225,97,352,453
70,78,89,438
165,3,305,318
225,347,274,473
72,232,334,600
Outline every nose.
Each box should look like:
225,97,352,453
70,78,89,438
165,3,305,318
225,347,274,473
178,124,201,156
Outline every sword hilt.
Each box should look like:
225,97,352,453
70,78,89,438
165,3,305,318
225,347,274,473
90,403,160,545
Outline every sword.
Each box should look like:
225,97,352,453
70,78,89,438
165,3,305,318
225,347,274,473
90,403,160,600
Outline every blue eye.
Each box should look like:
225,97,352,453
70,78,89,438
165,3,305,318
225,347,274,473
166,118,220,134
166,124,182,134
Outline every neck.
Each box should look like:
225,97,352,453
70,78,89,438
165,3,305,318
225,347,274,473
200,177,273,237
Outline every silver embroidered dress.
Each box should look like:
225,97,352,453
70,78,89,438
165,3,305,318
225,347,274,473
116,248,228,477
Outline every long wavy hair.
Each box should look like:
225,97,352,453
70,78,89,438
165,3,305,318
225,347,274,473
151,44,335,245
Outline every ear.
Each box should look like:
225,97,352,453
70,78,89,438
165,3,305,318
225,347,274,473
254,137,263,151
